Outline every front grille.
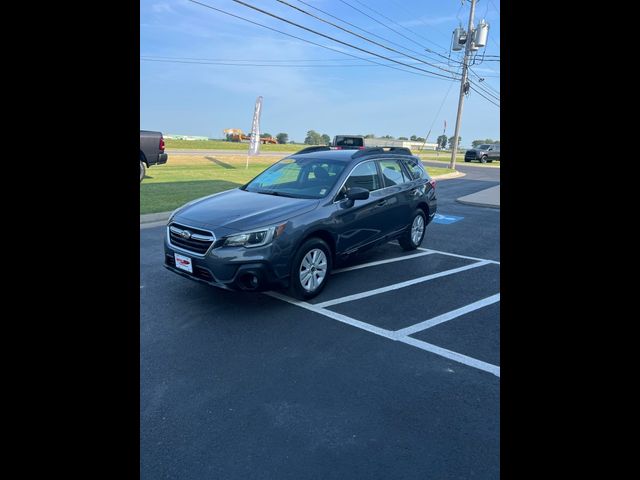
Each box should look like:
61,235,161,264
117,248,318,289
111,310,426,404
168,223,215,255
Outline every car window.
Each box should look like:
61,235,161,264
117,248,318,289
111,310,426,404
244,157,346,199
378,159,407,186
343,161,381,192
403,158,426,180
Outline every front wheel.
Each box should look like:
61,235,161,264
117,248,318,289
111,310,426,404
140,161,146,182
480,155,488,164
289,238,332,300
399,210,427,251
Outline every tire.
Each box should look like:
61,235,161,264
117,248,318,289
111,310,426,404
140,161,146,182
464,159,470,162
480,155,488,164
399,209,427,251
289,238,332,300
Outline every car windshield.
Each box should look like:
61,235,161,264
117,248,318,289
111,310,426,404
242,157,347,199
477,144,491,150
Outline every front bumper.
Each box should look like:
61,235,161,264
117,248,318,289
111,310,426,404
163,238,290,292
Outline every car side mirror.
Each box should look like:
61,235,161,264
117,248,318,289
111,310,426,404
346,187,369,201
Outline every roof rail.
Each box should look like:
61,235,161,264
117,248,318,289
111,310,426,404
293,146,332,155
351,147,413,159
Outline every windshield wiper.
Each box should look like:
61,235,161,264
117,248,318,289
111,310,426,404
258,190,298,198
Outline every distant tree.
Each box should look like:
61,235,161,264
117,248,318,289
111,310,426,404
381,134,394,139
448,136,462,149
304,130,323,145
364,133,376,138
410,135,417,141
398,136,408,140
437,134,448,150
260,133,272,138
321,134,331,145
276,132,289,144
415,137,425,143
472,138,495,147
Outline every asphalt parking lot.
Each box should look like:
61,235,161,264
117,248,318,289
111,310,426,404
140,164,500,479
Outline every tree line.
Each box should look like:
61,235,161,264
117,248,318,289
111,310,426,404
251,131,499,148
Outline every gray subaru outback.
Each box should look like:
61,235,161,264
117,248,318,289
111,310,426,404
164,146,437,299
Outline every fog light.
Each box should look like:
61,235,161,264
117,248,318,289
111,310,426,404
249,275,259,288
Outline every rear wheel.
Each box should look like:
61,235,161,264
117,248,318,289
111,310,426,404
289,238,332,300
399,210,427,251
140,161,146,182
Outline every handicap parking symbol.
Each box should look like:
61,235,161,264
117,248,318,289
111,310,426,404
433,213,464,224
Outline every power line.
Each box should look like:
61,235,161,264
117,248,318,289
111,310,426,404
185,0,458,81
469,85,500,107
292,0,459,66
386,0,452,42
141,55,381,62
420,65,462,148
140,57,408,68
469,68,500,94
225,0,460,80
347,0,449,53
338,0,447,55
275,0,459,75
468,79,500,102
489,0,500,15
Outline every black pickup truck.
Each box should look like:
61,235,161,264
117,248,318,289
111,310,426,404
140,130,168,182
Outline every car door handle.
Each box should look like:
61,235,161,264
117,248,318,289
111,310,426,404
376,200,387,207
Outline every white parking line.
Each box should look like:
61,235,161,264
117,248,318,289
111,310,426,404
394,294,501,337
397,336,500,377
264,290,499,377
263,247,500,378
419,247,500,265
315,260,491,308
265,291,396,338
331,250,436,274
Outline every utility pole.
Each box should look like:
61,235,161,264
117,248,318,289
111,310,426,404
449,0,477,170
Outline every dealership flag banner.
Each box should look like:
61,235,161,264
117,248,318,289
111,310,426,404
248,96,263,158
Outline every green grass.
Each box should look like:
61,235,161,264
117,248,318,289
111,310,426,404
165,138,305,152
140,154,457,214
140,155,277,214
425,166,457,177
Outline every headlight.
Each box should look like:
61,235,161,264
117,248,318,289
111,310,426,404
222,223,286,248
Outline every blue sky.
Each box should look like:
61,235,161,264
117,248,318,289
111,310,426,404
141,0,500,147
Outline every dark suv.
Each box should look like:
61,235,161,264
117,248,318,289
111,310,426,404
164,146,437,299
332,135,365,149
464,144,500,163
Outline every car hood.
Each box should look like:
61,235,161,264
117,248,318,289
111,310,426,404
467,148,487,154
174,188,319,233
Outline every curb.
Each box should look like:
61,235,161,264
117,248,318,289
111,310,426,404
432,171,466,180
456,185,500,209
140,211,172,226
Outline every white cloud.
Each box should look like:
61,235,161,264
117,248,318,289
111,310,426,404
400,15,457,27
152,2,173,14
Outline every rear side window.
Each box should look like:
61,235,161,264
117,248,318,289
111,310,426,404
378,159,407,186
344,161,381,191
403,158,426,180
